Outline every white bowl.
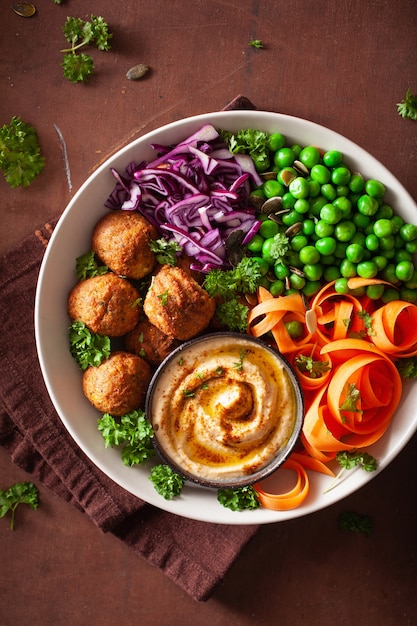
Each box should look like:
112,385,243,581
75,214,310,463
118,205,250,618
35,110,417,525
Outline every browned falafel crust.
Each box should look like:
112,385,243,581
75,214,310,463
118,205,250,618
68,272,140,336
92,210,158,280
82,351,152,415
124,318,180,366
143,265,216,340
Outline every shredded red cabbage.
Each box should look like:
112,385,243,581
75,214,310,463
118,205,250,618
105,124,262,271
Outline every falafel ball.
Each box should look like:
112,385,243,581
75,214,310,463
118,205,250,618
82,351,152,415
68,272,140,336
124,317,180,366
143,265,216,340
92,210,158,280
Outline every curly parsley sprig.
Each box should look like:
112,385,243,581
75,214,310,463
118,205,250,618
98,410,155,467
0,482,39,530
397,88,417,121
0,116,45,188
61,15,113,83
69,321,111,370
324,450,377,494
217,485,260,511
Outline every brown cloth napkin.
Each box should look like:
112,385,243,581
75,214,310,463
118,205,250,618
0,95,259,602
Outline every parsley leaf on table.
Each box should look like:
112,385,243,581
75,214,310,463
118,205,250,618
0,116,45,188
0,482,39,530
61,15,113,83
397,88,417,121
338,511,373,536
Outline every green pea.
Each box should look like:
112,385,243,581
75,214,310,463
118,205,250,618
323,150,343,167
333,196,352,219
378,235,395,252
291,234,309,252
321,183,337,202
336,185,350,197
309,195,328,217
274,262,290,280
366,284,385,300
294,198,310,214
289,273,306,290
299,245,320,265
302,219,315,236
400,287,417,303
315,219,334,238
357,260,378,279
282,209,303,227
373,255,388,271
365,233,379,252
299,145,321,169
382,287,400,303
252,153,270,173
349,173,365,193
405,269,417,289
252,256,270,275
331,166,351,186
282,192,297,210
269,133,286,151
263,179,285,199
303,263,323,281
315,236,337,256
259,219,279,238
395,260,414,282
320,253,336,266
365,179,386,198
334,220,356,242
302,280,322,297
310,164,331,184
290,143,302,157
395,249,412,263
334,277,350,294
346,243,365,263
320,203,342,225
340,258,357,278
405,240,417,254
353,212,370,230
274,147,296,168
375,204,393,220
334,241,348,258
246,233,264,253
373,218,393,238
391,215,404,234
357,194,379,216
308,180,321,198
270,280,285,296
289,176,310,199
323,266,341,282
400,223,417,242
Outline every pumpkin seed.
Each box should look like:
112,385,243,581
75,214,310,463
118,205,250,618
280,169,297,186
285,222,303,237
293,160,309,176
12,2,36,16
260,196,283,215
126,64,149,81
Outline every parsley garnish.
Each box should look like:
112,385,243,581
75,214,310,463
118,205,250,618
217,485,260,511
204,257,263,299
75,250,108,280
397,88,417,121
338,510,373,536
396,356,417,379
221,128,271,172
233,350,247,371
149,237,182,265
249,39,263,49
340,383,362,413
61,15,113,83
0,482,39,530
215,299,249,332
97,410,155,467
149,464,184,499
294,353,331,379
69,321,111,370
324,450,378,494
157,290,169,305
0,116,45,188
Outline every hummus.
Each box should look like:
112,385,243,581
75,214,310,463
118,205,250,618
148,334,301,485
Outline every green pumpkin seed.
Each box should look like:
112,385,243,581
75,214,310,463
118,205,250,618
12,2,36,17
126,64,149,81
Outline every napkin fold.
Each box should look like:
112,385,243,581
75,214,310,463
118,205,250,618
0,95,259,602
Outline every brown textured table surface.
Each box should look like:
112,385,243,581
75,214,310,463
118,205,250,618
1,1,417,625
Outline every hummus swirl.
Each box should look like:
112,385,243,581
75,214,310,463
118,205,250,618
150,335,299,483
